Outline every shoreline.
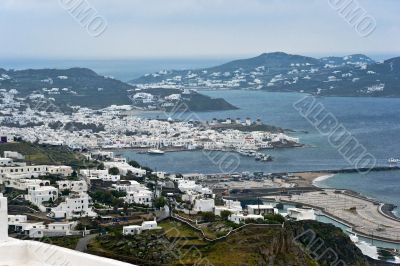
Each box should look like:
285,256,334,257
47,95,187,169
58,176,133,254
272,189,400,244
311,173,335,187
290,171,400,219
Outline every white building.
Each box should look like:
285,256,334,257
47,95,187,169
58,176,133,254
0,194,7,241
57,180,88,193
113,181,143,192
115,181,153,207
193,198,215,213
49,193,96,219
4,151,24,160
286,208,316,221
103,162,146,176
8,215,28,225
4,178,50,191
247,204,278,216
125,190,153,207
80,169,121,182
123,220,160,236
0,194,134,265
44,222,75,237
25,185,58,209
178,180,211,194
100,174,121,182
214,199,242,216
0,164,72,178
229,214,264,224
0,158,14,166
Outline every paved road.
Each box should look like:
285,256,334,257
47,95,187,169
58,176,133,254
75,234,98,252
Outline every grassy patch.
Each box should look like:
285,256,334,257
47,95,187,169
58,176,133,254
0,142,88,167
38,236,81,250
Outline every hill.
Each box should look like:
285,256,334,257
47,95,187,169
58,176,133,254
86,219,378,266
0,67,237,111
130,52,400,97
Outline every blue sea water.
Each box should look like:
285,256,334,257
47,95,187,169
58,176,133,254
121,90,400,216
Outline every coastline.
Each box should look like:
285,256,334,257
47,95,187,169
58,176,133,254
292,171,400,219
290,172,334,187
311,174,335,187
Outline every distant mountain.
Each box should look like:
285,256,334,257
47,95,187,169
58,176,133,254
0,67,237,111
209,52,320,72
130,52,400,97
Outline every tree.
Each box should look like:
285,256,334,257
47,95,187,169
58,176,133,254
97,163,105,170
112,198,125,211
61,189,71,196
111,190,126,198
128,160,141,168
153,196,167,209
202,212,216,222
90,189,114,205
264,213,285,224
108,167,120,175
220,210,232,221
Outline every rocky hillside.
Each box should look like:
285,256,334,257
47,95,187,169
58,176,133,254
87,219,380,266
131,52,400,97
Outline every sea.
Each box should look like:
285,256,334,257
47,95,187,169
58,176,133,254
1,58,399,217
124,90,400,217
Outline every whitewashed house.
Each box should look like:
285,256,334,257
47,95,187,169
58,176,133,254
48,193,96,219
247,204,278,216
103,161,146,176
57,180,88,193
123,220,160,236
3,151,25,160
214,199,242,216
125,190,153,206
4,178,50,191
0,164,72,178
193,198,215,213
286,208,316,221
25,185,58,209
229,214,264,224
0,158,14,166
0,194,134,265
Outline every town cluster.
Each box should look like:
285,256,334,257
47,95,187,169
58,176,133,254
0,88,299,152
0,148,314,239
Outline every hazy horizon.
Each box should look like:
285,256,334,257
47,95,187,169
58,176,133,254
1,0,399,58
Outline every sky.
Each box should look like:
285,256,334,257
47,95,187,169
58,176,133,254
0,0,399,59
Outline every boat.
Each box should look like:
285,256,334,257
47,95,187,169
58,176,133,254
237,148,257,157
147,149,165,155
388,158,400,164
254,152,272,162
261,154,273,162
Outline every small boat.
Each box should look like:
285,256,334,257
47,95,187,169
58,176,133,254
261,154,273,162
147,149,165,155
388,158,400,164
237,149,250,156
254,153,272,162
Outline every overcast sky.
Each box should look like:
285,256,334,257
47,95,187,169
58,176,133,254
0,0,399,59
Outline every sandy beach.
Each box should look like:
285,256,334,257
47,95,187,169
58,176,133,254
290,172,335,187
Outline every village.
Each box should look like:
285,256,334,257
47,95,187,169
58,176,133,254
0,141,322,240
0,88,299,154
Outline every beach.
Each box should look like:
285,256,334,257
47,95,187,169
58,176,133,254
290,172,334,187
